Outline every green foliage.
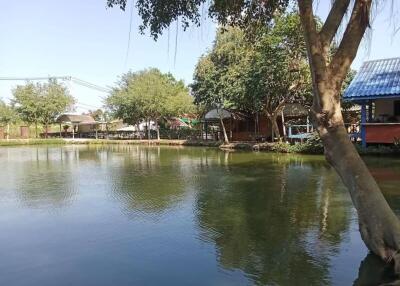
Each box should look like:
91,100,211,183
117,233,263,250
107,0,289,39
12,80,74,129
355,144,400,156
87,109,105,121
106,68,195,126
192,13,311,139
0,99,18,125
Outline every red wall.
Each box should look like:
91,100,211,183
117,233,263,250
366,124,400,143
227,117,278,141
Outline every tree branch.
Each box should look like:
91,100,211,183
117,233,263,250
298,0,327,108
319,0,351,47
329,0,372,89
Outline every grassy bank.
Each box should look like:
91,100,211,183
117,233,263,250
0,138,67,146
1,138,399,156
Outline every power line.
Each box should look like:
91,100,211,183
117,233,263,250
124,0,135,68
0,76,111,93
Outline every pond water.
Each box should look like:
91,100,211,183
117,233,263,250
0,146,400,286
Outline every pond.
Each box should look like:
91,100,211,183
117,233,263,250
0,145,399,286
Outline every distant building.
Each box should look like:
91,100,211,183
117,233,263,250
344,57,400,146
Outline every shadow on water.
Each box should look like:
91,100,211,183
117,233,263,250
354,253,399,286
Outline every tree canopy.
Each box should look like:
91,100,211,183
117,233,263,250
106,68,195,139
0,99,18,126
192,13,312,139
107,0,289,39
12,80,75,137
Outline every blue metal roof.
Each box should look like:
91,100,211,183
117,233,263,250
344,57,400,101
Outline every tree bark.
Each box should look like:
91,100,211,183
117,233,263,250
321,120,400,269
35,122,38,138
137,124,142,140
155,120,160,140
298,0,400,272
267,114,281,142
147,119,151,140
218,109,229,144
45,123,48,139
6,122,10,141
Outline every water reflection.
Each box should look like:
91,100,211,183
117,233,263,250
194,153,354,285
0,146,399,285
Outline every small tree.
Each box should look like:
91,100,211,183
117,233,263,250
0,100,18,140
12,82,42,138
192,17,311,142
40,80,75,138
12,80,74,138
107,68,194,140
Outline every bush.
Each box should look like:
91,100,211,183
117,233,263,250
292,133,324,154
355,144,400,156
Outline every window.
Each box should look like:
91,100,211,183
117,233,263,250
395,100,400,116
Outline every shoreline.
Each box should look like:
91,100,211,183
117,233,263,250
1,138,399,156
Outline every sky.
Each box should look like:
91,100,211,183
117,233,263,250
0,0,399,113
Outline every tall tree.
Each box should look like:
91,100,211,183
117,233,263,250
107,0,400,272
192,16,311,142
106,68,194,140
39,80,75,138
12,82,42,137
12,80,74,138
0,99,18,140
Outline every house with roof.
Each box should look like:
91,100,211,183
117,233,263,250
344,57,400,147
56,114,99,138
202,104,311,141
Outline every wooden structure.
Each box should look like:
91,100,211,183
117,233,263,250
344,57,400,147
202,105,310,142
56,114,98,139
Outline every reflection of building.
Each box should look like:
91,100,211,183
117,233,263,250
344,57,400,146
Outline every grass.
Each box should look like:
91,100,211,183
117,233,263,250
0,138,67,146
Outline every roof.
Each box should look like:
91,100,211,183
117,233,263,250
283,103,309,117
344,57,400,101
56,114,96,124
117,125,136,132
204,109,232,120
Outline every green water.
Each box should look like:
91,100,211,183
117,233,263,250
0,146,399,286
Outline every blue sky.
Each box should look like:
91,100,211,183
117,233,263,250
0,1,399,112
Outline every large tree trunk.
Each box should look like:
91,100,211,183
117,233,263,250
137,124,142,140
218,109,229,144
267,114,281,142
298,0,400,272
316,101,400,270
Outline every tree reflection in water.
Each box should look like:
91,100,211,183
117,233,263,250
195,153,354,285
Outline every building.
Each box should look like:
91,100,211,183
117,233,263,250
202,105,310,142
344,57,400,146
56,114,98,138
